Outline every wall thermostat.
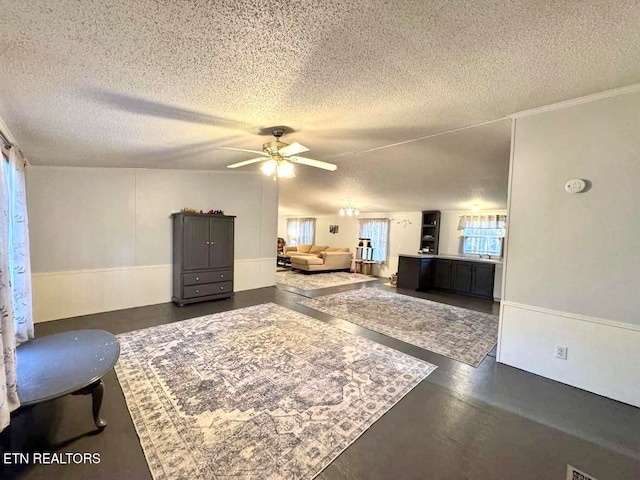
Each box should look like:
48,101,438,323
564,179,586,194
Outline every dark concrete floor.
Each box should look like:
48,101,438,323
2,281,639,479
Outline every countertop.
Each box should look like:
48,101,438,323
399,253,503,265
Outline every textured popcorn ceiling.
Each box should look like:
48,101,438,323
1,1,639,213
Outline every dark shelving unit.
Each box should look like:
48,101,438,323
420,210,441,254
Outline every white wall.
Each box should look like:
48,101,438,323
28,167,278,322
313,215,360,251
499,89,640,407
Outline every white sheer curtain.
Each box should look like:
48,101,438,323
0,153,20,432
457,215,507,230
8,148,34,343
358,218,390,263
458,215,507,256
286,218,316,246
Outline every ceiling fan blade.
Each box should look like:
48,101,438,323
217,146,268,156
227,157,267,169
290,156,337,171
279,142,309,157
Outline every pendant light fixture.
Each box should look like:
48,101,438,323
339,202,360,216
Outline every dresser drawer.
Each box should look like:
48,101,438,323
183,281,233,299
183,270,233,286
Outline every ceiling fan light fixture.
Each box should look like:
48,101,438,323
339,208,345,216
261,159,277,176
261,158,295,179
277,159,295,178
225,128,336,175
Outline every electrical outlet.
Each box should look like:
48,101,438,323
555,345,568,360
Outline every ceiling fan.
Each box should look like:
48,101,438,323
223,128,337,179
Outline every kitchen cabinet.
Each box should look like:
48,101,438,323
433,259,452,289
451,262,472,294
172,213,235,306
398,255,497,300
471,263,494,298
397,256,433,290
434,258,495,299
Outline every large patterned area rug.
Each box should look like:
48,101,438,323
298,289,498,367
276,270,377,290
115,303,435,480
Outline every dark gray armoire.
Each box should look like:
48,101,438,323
172,212,235,306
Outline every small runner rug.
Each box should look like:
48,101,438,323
115,303,435,480
276,270,377,290
299,289,498,367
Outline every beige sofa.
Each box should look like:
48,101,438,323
285,244,353,273
283,244,333,258
291,251,353,272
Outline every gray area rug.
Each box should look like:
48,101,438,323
115,303,435,480
298,289,498,367
276,270,377,290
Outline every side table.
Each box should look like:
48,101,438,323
16,329,120,429
277,255,291,268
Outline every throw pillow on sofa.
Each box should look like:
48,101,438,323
296,244,313,253
309,245,329,254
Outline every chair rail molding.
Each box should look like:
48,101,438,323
32,258,276,322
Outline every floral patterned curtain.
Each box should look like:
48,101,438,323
0,152,19,432
8,148,34,343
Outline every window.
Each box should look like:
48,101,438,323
458,215,506,257
358,218,390,263
286,218,316,246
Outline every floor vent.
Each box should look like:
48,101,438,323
567,465,598,480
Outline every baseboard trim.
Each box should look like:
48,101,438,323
500,300,640,332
